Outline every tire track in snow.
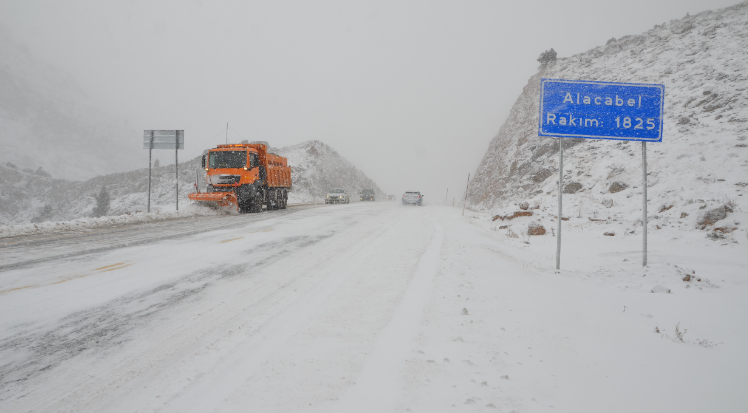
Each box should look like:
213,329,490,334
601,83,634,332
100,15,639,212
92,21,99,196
0,207,311,272
332,218,444,412
0,233,331,402
162,211,410,413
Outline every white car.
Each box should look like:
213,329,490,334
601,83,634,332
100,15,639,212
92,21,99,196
325,188,350,204
402,191,423,206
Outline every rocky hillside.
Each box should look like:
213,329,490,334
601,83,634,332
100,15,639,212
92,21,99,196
275,140,384,203
0,25,142,181
468,2,748,237
0,140,383,226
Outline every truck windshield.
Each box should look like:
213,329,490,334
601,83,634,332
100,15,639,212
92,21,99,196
209,151,246,169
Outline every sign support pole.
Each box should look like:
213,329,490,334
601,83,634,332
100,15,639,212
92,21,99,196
462,174,470,216
148,131,153,213
175,133,179,211
556,137,563,270
642,141,648,267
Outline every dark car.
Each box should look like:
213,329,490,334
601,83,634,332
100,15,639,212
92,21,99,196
360,189,375,201
386,195,395,201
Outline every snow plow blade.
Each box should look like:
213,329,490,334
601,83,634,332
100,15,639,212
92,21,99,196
188,192,238,213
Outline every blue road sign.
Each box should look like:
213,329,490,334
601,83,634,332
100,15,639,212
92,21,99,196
538,79,664,142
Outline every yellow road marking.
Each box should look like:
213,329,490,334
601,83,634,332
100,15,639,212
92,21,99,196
0,262,132,295
95,263,126,271
97,264,132,273
0,285,33,294
219,227,273,243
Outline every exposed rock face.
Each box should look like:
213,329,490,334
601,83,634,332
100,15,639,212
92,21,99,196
532,169,553,183
609,181,629,193
528,222,546,235
563,182,582,194
697,205,732,227
492,211,533,221
467,3,748,213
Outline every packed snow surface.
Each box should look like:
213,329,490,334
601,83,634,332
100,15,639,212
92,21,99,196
1,202,745,412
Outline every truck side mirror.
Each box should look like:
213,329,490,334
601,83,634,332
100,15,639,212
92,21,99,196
201,155,206,168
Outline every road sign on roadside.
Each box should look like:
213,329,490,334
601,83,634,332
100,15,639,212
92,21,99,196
539,79,664,142
143,130,184,213
143,130,184,149
538,79,664,270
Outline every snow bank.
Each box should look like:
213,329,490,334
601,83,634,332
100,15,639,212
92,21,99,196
0,204,221,238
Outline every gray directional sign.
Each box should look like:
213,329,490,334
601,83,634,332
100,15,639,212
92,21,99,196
143,130,184,149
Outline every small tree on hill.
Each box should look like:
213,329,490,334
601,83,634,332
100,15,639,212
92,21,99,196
154,158,160,168
93,185,111,217
537,48,557,66
34,166,51,178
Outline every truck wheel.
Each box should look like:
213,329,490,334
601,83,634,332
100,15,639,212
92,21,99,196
249,195,262,213
280,190,287,209
267,189,278,210
236,185,253,213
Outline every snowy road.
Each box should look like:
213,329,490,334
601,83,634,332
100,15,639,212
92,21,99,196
1,203,745,412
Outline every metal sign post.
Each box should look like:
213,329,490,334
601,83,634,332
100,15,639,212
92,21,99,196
462,174,470,216
143,130,184,212
148,131,154,213
556,137,563,270
642,142,648,266
538,79,664,269
176,136,179,211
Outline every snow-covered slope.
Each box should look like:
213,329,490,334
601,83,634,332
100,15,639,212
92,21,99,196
0,25,141,181
468,2,748,238
275,140,385,203
0,140,383,226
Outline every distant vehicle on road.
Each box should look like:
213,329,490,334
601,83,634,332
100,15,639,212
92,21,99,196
386,195,395,201
325,188,349,204
360,188,375,202
402,191,423,206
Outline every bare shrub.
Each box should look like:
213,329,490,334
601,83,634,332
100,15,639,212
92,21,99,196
695,338,723,348
674,323,688,342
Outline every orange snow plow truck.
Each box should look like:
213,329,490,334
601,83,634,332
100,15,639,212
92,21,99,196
188,141,291,213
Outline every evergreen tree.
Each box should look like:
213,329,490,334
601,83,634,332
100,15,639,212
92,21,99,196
537,48,557,66
154,158,160,168
93,186,111,217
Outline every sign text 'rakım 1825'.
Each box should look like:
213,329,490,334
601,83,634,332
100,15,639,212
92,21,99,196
538,79,664,142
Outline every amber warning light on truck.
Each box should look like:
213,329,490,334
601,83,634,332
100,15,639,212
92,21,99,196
538,79,664,142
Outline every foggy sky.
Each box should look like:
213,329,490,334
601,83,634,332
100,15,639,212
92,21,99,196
0,0,737,200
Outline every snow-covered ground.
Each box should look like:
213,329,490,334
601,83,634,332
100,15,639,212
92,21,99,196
1,202,745,412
